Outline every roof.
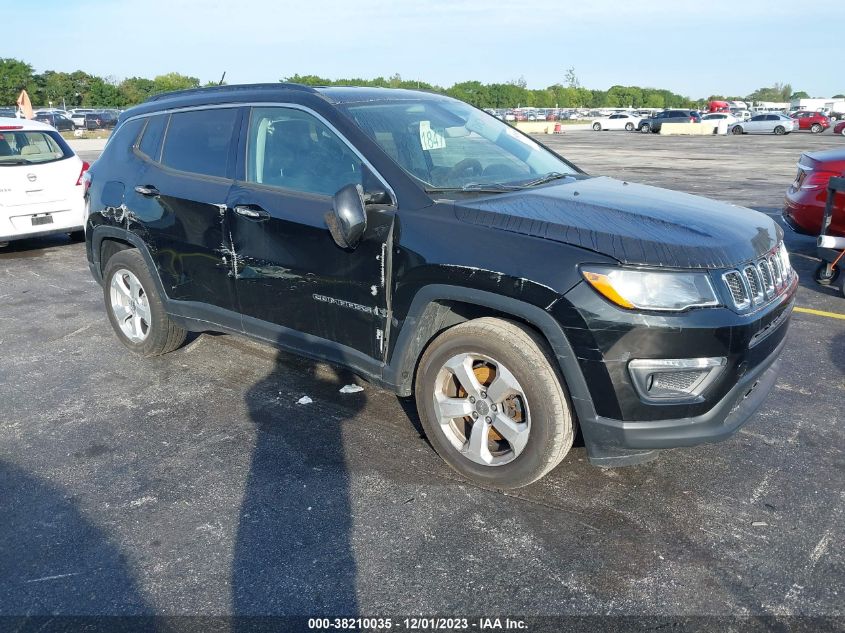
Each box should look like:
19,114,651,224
314,86,450,105
0,116,53,131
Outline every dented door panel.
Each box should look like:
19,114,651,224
227,182,394,360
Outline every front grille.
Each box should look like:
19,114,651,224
721,243,793,312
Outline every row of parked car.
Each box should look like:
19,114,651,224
0,107,121,131
591,109,844,136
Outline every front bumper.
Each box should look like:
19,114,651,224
583,334,784,466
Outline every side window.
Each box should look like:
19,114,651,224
138,115,168,161
106,118,144,155
246,107,363,197
161,108,237,178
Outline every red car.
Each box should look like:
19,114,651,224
834,120,845,136
791,111,831,133
783,147,845,237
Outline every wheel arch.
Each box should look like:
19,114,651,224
384,285,595,424
90,226,168,301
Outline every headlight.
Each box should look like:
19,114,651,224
581,266,720,311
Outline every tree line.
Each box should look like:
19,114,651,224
2,58,837,111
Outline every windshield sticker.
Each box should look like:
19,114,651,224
419,120,446,151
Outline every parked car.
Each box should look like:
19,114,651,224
69,108,97,129
592,113,641,131
0,117,88,246
637,109,701,133
84,111,118,130
730,114,795,135
783,147,845,239
702,113,738,124
834,121,845,136
0,107,19,118
34,112,75,132
85,85,796,488
791,111,831,133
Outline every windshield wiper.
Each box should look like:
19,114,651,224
513,172,571,188
426,183,518,194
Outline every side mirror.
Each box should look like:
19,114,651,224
326,184,367,250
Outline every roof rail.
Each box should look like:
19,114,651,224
144,82,318,103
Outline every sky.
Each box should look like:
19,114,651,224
4,0,844,99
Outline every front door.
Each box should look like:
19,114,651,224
228,106,395,361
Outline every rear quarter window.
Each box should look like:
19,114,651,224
104,118,144,156
138,115,168,161
160,108,238,178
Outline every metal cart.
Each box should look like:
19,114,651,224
814,175,845,297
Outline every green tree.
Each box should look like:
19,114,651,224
748,82,792,102
0,58,35,105
790,91,809,100
84,77,121,107
119,77,155,106
833,94,844,99
152,72,200,95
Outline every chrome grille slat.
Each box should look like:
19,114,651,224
721,244,792,312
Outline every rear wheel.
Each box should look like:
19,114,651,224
102,249,187,356
841,128,845,136
415,317,574,489
774,125,785,135
810,123,823,134
625,122,634,131
592,122,601,131
732,125,744,135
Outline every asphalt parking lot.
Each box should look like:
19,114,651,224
1,130,843,628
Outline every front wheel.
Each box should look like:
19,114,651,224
415,318,574,489
640,123,651,133
774,125,785,135
592,122,601,131
810,123,823,134
625,122,634,131
103,249,187,356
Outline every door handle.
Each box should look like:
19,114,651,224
134,185,160,197
234,205,270,220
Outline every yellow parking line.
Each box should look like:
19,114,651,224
794,307,845,321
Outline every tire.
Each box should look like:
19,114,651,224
415,317,574,489
732,125,744,135
102,248,187,357
774,126,785,135
810,123,823,134
640,123,651,134
841,128,845,136
593,122,601,131
814,262,840,286
625,122,634,131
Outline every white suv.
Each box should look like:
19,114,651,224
0,117,88,247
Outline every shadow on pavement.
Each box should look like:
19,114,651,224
231,350,363,622
0,459,151,617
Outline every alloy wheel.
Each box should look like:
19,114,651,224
432,352,531,466
109,268,151,343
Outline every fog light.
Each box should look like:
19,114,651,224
628,357,727,403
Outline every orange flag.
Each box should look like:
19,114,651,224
16,89,33,119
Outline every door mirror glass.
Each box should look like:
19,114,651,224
326,184,367,249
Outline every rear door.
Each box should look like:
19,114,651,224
132,107,242,315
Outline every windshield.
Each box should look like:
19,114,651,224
341,98,578,192
0,129,72,165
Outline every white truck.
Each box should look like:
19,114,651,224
824,100,845,121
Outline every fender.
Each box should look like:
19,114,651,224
384,284,596,420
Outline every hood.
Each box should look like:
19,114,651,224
454,176,780,269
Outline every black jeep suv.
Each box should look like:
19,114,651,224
638,109,702,133
84,85,796,488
